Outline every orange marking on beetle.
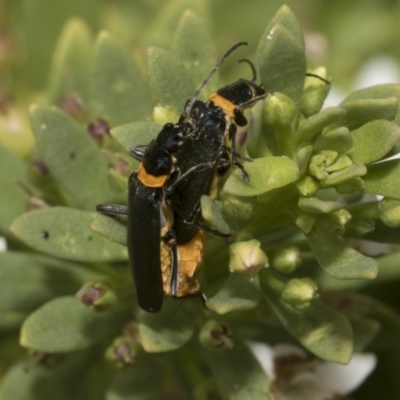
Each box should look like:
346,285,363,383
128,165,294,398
137,163,168,188
209,93,236,118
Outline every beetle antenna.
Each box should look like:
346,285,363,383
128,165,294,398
305,72,331,85
183,42,248,116
238,59,257,81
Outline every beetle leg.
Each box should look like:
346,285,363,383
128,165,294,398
228,124,250,181
129,145,147,161
96,204,129,224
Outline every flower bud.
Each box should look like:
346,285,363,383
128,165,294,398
297,176,319,197
152,106,178,125
88,118,110,142
281,278,319,310
329,209,352,235
379,198,400,227
263,92,297,128
199,320,234,351
309,150,338,180
273,247,302,274
105,336,138,367
76,281,117,310
229,239,268,277
295,212,316,233
300,66,330,117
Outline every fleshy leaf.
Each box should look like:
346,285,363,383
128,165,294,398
90,32,151,126
147,47,194,115
306,217,378,279
91,213,127,246
298,197,343,214
363,159,400,199
223,156,299,197
296,107,347,143
0,145,31,235
171,10,216,92
261,277,353,364
323,164,367,186
110,121,162,154
204,340,271,400
200,196,232,235
206,274,260,314
139,299,199,352
350,316,380,353
343,293,400,349
48,19,93,104
266,4,304,46
10,207,128,262
256,22,305,104
20,296,130,352
30,105,122,209
338,97,398,131
0,351,97,400
105,354,162,400
0,251,102,313
313,126,353,154
350,120,400,164
340,84,400,127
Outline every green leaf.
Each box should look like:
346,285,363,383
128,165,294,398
261,277,353,364
20,296,130,352
266,5,305,46
105,354,162,400
110,121,162,154
200,196,232,235
0,145,30,235
341,83,400,127
350,316,380,353
21,0,98,90
30,105,122,209
298,197,343,214
90,32,151,126
364,159,400,199
47,19,93,104
206,274,260,314
147,47,194,115
144,0,209,49
296,107,347,143
339,97,398,131
256,11,305,104
171,10,216,92
139,299,199,352
314,126,353,154
204,340,271,400
339,293,400,352
306,217,378,280
91,214,127,246
350,120,400,164
10,207,128,262
223,156,299,197
0,352,95,400
323,164,367,186
0,251,102,313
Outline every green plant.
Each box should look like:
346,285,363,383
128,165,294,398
1,3,400,400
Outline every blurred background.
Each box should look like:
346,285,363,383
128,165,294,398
1,0,400,398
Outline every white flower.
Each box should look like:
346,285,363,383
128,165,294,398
247,341,377,400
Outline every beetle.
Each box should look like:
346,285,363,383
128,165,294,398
97,119,225,312
97,122,208,312
168,51,331,246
